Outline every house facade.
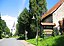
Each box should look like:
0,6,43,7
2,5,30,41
41,0,64,35
41,0,64,28
53,2,64,27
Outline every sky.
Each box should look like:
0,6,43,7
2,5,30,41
0,0,29,32
0,0,59,32
0,0,29,17
46,0,59,10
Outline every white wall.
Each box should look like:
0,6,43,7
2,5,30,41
53,2,64,27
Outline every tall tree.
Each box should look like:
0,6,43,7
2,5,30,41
29,0,47,37
17,8,36,38
29,0,47,16
17,0,47,39
0,15,2,38
17,8,29,35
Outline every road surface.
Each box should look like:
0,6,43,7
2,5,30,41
0,38,25,46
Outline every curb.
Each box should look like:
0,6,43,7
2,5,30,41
18,40,35,46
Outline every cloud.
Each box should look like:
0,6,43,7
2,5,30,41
1,15,17,31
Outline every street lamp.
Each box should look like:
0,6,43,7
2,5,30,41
32,15,38,46
32,16,35,19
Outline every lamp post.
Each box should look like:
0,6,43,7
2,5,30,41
32,15,38,46
25,30,28,40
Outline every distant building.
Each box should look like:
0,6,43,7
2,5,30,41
11,22,16,35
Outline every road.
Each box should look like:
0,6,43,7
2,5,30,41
0,38,25,46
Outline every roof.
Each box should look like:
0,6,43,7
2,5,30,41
41,23,56,26
60,0,64,2
41,1,62,20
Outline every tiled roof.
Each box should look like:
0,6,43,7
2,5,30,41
60,0,64,2
41,1,62,20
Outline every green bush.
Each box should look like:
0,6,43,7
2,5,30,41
18,34,25,40
1,33,5,38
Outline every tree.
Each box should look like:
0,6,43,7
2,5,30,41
0,15,3,38
5,27,10,35
17,0,47,39
0,14,10,38
29,0,47,37
29,0,47,16
17,8,29,35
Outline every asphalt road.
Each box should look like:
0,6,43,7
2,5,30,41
0,38,25,46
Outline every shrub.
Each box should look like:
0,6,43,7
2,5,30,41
18,34,25,40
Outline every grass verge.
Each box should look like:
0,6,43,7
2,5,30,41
27,35,64,46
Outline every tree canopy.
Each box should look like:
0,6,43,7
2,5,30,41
17,8,29,35
17,0,47,39
29,0,47,37
0,15,10,38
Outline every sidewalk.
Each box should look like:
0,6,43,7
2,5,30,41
18,40,35,46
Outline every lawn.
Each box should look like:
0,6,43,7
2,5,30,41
27,35,64,46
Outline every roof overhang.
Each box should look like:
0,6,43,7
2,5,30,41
41,23,56,26
41,1,62,20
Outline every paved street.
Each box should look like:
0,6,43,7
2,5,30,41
0,38,25,46
0,38,35,46
0,38,24,46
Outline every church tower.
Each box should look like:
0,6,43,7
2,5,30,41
11,22,16,35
